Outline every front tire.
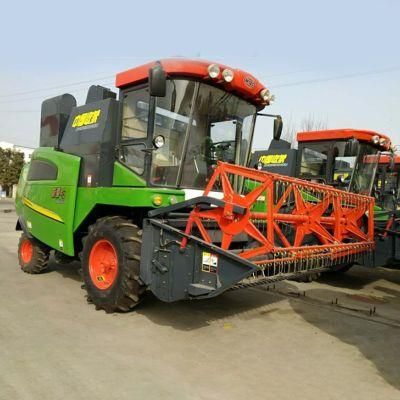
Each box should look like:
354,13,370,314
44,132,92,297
81,217,145,313
18,233,50,274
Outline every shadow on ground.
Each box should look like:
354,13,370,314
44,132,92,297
49,259,400,389
49,258,285,329
136,288,285,331
282,278,400,391
48,258,82,282
318,266,400,290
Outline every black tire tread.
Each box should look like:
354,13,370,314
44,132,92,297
81,216,145,313
18,233,50,274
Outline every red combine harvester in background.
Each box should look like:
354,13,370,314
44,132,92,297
374,153,400,209
371,153,400,267
253,127,400,270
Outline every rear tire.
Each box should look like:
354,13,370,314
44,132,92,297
81,216,145,313
18,233,50,274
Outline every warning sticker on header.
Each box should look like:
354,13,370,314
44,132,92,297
202,251,218,273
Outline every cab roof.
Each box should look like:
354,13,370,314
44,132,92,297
297,129,391,151
115,58,269,107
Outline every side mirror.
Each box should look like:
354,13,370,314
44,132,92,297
273,115,283,140
149,61,166,97
344,138,359,156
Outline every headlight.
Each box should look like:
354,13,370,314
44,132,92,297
208,64,220,79
222,69,234,82
371,135,380,145
260,88,270,101
379,138,387,146
260,88,275,103
153,135,165,148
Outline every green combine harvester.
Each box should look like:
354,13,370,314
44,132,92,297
15,59,376,312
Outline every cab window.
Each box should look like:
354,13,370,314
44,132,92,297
121,87,149,140
300,148,327,178
27,160,58,181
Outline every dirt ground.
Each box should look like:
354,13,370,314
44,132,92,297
1,199,399,400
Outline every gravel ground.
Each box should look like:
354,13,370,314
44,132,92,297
1,207,399,400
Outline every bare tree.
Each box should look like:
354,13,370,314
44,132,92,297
281,115,297,147
300,114,328,132
278,114,328,149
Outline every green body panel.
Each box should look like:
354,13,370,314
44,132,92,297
112,161,146,187
300,190,319,202
15,148,81,256
374,205,390,222
73,186,185,232
243,179,266,213
15,163,29,214
16,149,185,256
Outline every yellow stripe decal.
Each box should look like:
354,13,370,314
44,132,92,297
22,197,64,223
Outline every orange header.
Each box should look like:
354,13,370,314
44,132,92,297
115,58,269,107
297,129,391,151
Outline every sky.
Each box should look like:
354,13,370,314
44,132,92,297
0,0,399,150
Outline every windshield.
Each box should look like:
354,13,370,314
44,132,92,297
299,141,378,192
375,167,399,210
147,79,256,188
300,142,357,183
349,144,379,195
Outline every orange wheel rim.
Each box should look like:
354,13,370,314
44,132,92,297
89,239,119,290
20,239,33,264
